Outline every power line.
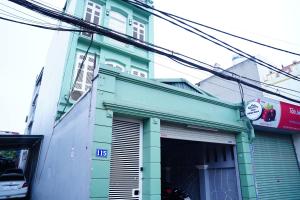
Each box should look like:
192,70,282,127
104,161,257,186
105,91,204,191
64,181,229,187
123,0,300,82
166,11,300,56
0,15,93,32
0,1,53,24
7,0,300,104
0,8,59,27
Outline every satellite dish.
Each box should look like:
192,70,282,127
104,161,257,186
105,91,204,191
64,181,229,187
70,90,83,101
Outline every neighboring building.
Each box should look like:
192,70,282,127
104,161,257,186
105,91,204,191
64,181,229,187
197,57,266,104
263,60,300,104
24,67,43,135
200,58,300,200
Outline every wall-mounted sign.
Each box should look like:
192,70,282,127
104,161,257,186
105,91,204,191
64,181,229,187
245,101,263,120
251,98,300,131
96,149,108,158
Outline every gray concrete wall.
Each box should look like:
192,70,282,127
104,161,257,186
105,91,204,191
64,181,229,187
30,29,73,199
29,1,87,196
32,90,94,200
199,60,264,104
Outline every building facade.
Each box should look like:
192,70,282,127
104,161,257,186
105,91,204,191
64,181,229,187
24,0,272,200
200,59,300,200
263,60,300,104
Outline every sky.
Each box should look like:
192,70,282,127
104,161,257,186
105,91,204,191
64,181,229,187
0,0,299,133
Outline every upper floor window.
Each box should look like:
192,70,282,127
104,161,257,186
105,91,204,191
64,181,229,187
109,11,127,34
71,53,95,101
131,68,147,78
105,60,125,72
133,20,145,42
83,1,102,37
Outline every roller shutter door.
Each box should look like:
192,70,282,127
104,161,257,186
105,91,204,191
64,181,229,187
109,119,142,199
253,133,300,200
161,123,236,144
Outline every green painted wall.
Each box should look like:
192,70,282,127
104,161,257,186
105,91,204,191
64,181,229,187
143,118,161,200
56,0,154,118
236,132,257,200
89,65,253,199
58,1,256,199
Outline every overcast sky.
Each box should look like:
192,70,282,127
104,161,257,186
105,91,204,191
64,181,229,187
0,0,299,133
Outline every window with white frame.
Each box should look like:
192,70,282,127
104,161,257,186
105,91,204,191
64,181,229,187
82,1,102,37
133,20,145,42
105,60,125,72
73,53,95,93
131,68,147,78
109,10,127,34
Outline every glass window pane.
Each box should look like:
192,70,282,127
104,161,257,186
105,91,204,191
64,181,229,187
85,13,92,22
86,72,93,84
85,85,91,91
94,16,99,25
133,32,138,38
75,83,82,89
78,70,84,82
88,65,94,71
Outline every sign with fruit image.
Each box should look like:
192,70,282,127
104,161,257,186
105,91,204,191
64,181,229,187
252,97,300,131
261,103,276,122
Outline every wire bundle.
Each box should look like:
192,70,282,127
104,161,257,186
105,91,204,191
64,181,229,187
3,0,300,104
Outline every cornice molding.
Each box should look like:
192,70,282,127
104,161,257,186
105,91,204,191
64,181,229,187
99,66,240,109
102,100,246,133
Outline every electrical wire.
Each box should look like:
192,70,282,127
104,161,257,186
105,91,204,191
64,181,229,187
0,1,53,24
123,0,300,82
5,0,299,98
151,4,300,56
0,8,62,27
5,4,297,98
0,15,93,32
7,0,300,104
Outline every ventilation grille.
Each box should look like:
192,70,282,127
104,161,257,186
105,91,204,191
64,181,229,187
109,119,141,200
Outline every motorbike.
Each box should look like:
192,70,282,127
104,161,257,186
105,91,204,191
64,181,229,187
162,183,191,200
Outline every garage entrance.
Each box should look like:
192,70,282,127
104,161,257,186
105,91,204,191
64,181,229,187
0,135,43,199
161,123,241,200
253,132,300,200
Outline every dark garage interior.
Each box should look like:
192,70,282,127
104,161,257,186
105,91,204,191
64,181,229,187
161,138,240,200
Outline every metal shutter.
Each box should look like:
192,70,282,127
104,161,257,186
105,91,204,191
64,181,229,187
253,133,300,200
161,123,236,145
109,119,142,200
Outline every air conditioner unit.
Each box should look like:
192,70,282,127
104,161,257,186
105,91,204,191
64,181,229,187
70,90,83,101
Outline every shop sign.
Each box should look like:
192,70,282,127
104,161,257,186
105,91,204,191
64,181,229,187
251,98,300,131
245,101,263,120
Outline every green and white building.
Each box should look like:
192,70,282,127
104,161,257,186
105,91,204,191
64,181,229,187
24,0,288,200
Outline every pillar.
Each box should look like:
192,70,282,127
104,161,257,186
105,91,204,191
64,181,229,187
236,132,257,200
143,118,161,200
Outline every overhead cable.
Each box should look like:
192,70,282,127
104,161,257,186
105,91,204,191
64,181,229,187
123,0,300,82
7,0,300,104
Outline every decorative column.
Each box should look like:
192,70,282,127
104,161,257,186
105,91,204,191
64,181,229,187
236,132,257,200
143,118,161,200
89,72,115,199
